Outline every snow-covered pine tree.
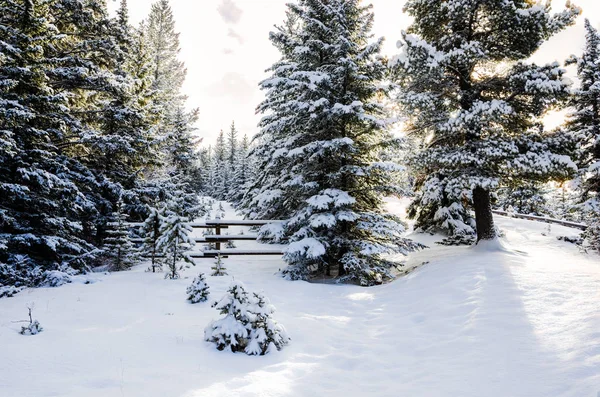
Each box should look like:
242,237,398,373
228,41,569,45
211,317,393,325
186,272,210,303
166,107,202,191
0,0,97,288
141,206,163,272
156,190,195,279
392,0,580,243
204,281,251,352
144,0,186,110
250,0,420,285
565,19,600,253
227,121,238,172
91,1,159,195
103,200,138,271
496,182,550,216
211,255,228,276
211,130,230,200
229,134,253,205
245,292,290,356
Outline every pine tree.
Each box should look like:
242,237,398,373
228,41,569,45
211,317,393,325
141,206,163,272
186,272,210,303
212,130,229,200
496,182,550,216
211,254,228,276
565,19,600,252
144,0,186,109
245,292,290,356
204,281,251,353
248,0,420,285
205,282,289,355
102,199,138,271
392,0,580,243
165,107,202,190
229,134,253,205
156,190,195,279
0,0,98,288
226,121,239,199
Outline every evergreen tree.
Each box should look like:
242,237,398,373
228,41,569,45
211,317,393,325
144,0,186,109
186,272,210,303
204,281,251,353
141,206,163,272
245,292,290,356
166,107,202,190
205,282,289,355
156,189,195,279
0,0,202,294
0,0,97,288
211,130,229,200
496,182,550,216
229,134,253,205
248,0,420,285
565,19,600,252
227,121,238,170
211,254,228,276
392,0,580,242
102,200,138,271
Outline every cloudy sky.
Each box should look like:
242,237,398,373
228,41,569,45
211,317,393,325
108,0,600,146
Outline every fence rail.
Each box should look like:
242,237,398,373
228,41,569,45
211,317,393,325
129,219,285,258
492,210,588,231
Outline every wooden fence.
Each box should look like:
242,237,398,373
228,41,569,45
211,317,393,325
128,219,286,259
491,210,588,231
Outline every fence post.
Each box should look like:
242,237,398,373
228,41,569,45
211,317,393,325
216,223,221,251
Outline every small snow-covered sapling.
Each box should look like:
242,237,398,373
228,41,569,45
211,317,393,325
187,273,210,303
245,292,290,355
204,281,251,352
211,255,228,276
204,281,290,355
20,304,43,336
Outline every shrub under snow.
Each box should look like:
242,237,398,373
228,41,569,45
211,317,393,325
204,281,289,355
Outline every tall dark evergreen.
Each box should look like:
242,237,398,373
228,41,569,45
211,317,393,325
0,0,202,294
248,0,420,285
565,19,600,252
392,0,580,243
0,0,100,288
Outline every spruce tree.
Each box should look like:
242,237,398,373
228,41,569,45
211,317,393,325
156,189,195,279
103,200,138,271
204,281,251,353
211,254,228,276
205,282,290,355
212,130,229,200
144,0,186,109
392,0,580,243
249,0,420,285
229,134,253,205
0,0,97,287
245,292,290,356
141,206,163,272
565,19,600,252
186,272,210,303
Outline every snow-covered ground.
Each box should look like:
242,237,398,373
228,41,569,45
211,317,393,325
1,200,599,397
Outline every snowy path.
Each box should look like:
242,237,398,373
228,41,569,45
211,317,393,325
1,200,599,397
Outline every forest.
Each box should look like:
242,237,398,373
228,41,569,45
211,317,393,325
1,0,599,395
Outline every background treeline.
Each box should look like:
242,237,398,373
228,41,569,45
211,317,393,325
0,0,203,294
196,122,256,205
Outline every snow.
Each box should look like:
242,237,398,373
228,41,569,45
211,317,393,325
1,200,599,397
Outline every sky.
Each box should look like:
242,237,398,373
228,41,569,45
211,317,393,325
108,0,600,146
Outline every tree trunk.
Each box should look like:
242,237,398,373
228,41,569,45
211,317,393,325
473,186,496,242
